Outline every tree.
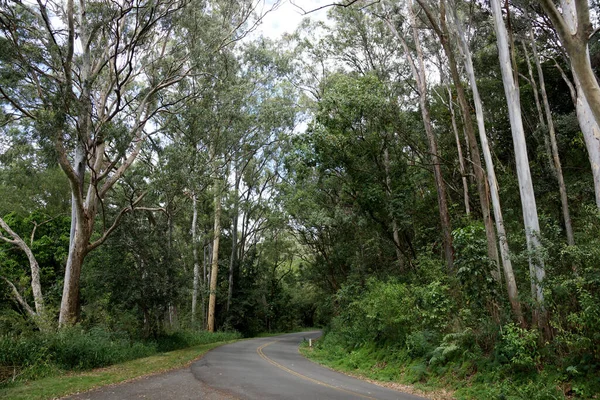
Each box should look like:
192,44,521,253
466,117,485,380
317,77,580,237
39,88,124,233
383,0,454,271
539,0,600,210
490,0,546,327
449,0,524,326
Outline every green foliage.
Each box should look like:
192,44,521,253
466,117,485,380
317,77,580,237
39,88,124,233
498,324,540,371
0,326,240,384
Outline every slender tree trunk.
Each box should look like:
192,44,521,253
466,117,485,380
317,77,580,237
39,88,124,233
447,86,471,216
227,163,240,313
207,181,222,332
417,0,499,272
386,0,453,270
202,241,208,329
383,146,405,268
450,1,525,326
0,218,45,318
490,0,546,327
528,31,575,246
191,193,200,326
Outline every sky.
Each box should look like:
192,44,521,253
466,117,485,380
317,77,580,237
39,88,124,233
252,0,330,40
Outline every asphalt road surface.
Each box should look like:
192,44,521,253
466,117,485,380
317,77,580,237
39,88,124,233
67,331,424,400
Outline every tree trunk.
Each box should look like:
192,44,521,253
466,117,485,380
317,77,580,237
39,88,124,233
417,0,499,273
0,218,45,318
490,0,546,327
227,163,240,313
191,193,200,326
386,0,453,270
540,0,600,133
446,85,471,216
528,30,575,246
450,1,525,326
546,0,600,210
383,146,405,268
207,181,222,332
59,224,90,325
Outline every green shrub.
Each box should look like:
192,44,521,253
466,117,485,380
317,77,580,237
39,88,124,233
0,326,240,384
498,323,540,371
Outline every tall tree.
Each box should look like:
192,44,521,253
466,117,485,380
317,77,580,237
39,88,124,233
540,0,600,210
449,1,524,326
415,0,500,274
490,0,546,326
383,0,454,271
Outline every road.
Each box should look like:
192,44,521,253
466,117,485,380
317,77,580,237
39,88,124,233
67,331,424,400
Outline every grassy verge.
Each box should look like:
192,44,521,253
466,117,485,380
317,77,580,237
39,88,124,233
0,339,237,400
299,342,454,400
299,340,581,400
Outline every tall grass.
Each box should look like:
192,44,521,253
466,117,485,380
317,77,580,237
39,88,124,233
0,327,240,384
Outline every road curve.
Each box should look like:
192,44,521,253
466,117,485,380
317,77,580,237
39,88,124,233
192,331,423,400
66,331,424,400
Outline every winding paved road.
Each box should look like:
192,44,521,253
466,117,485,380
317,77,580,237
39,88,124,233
67,331,423,400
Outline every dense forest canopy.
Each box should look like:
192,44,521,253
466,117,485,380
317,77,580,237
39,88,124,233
1,0,600,396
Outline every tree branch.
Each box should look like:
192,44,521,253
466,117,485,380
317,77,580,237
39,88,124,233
1,276,35,317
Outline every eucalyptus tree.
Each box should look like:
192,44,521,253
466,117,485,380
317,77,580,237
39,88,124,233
414,0,501,272
0,0,276,326
449,1,524,326
539,0,600,210
0,0,193,325
383,0,454,271
490,0,546,327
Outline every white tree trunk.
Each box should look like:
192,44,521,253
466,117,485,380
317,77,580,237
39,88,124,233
528,31,575,246
207,180,222,333
558,0,600,210
191,193,200,326
0,217,45,317
490,0,546,319
449,1,524,325
447,86,470,216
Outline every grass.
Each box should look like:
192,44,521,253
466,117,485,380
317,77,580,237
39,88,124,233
299,343,454,400
0,339,237,400
299,340,585,400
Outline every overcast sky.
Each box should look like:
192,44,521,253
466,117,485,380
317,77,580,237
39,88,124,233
253,0,330,40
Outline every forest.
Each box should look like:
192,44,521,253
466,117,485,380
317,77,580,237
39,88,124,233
1,0,600,398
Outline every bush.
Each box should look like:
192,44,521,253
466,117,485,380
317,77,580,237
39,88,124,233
0,326,240,384
498,323,540,372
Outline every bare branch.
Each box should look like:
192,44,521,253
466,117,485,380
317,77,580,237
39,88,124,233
291,0,379,15
1,276,35,317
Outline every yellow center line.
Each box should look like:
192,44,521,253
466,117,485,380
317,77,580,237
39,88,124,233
256,340,378,400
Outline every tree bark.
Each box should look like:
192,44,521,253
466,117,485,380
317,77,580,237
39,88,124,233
490,0,546,327
227,162,240,313
191,193,200,326
207,179,222,332
540,0,600,132
0,217,45,317
449,1,524,326
416,0,499,273
446,85,471,216
528,29,575,246
386,0,454,270
542,0,600,210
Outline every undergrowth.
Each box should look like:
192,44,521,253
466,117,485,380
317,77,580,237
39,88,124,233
0,326,240,385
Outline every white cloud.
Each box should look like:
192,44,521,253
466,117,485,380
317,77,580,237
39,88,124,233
252,0,330,40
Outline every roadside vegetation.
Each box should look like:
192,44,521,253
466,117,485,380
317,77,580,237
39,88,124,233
0,332,239,400
2,0,600,398
0,328,240,395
